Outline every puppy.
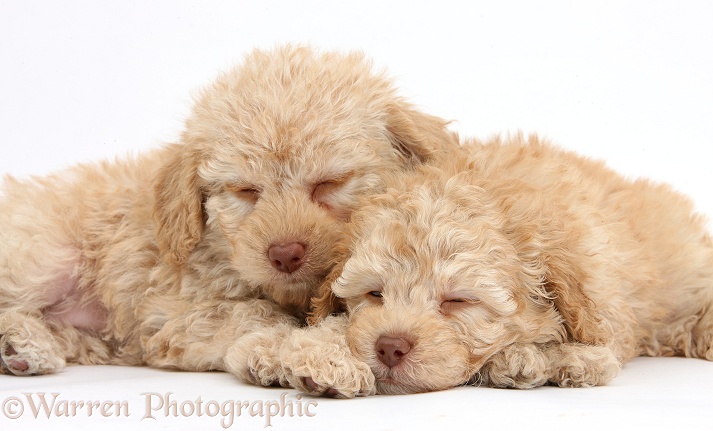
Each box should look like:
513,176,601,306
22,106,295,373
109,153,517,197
280,134,713,397
0,45,456,383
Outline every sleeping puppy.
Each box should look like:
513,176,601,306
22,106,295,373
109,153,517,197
0,45,457,384
281,134,713,397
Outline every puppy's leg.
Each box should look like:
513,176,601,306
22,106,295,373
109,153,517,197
477,343,550,389
0,311,66,375
143,298,298,381
50,324,114,366
478,342,621,389
280,315,376,398
546,343,621,387
225,320,296,388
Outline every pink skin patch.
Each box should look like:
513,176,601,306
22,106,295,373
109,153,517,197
1,254,107,374
42,272,108,333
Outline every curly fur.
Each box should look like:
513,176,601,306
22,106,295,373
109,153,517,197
0,45,456,377
283,134,713,397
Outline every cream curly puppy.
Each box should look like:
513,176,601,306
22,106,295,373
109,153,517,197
0,45,456,381
280,134,713,397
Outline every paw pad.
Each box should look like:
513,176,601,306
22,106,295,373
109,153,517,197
1,343,30,374
303,377,340,397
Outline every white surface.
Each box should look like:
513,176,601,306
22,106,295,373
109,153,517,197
1,1,713,430
1,358,712,430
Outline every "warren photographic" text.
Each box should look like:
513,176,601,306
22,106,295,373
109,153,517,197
1,391,318,428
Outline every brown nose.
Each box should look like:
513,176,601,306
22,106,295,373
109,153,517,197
268,243,306,273
376,336,412,368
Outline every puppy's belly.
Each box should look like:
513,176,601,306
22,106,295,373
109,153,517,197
42,275,108,332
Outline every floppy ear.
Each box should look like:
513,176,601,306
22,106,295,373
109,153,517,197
307,272,347,326
307,232,353,325
493,180,609,345
385,101,456,165
307,263,347,326
152,144,204,265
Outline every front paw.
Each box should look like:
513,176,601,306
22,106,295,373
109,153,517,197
301,377,343,398
478,343,549,389
549,344,620,387
281,342,376,398
224,331,290,388
280,319,376,398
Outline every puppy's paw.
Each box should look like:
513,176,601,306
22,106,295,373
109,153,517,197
478,343,549,389
282,348,376,398
301,376,344,398
281,321,376,398
0,333,65,376
549,344,620,388
224,331,290,388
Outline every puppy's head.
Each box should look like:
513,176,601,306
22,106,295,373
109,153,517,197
313,161,603,394
152,45,456,312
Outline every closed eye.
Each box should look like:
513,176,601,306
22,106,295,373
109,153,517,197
311,173,353,208
440,297,480,315
226,184,261,204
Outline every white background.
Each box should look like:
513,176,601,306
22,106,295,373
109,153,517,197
1,2,713,430
1,1,712,218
